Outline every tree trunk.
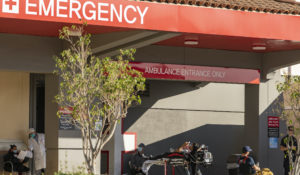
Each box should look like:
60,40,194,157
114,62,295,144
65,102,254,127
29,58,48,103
82,135,96,174
290,138,300,175
292,155,300,175
83,149,96,174
82,143,104,174
81,122,117,175
99,152,101,175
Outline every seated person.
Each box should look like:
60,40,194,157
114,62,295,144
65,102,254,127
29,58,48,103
3,144,30,173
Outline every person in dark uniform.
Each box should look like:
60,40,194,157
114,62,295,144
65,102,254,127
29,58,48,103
129,143,149,175
280,126,298,175
3,144,30,173
190,143,200,175
238,146,260,175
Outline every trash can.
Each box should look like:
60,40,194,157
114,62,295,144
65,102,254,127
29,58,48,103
226,154,241,175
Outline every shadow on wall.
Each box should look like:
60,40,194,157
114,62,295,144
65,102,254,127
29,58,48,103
122,80,245,175
123,80,207,132
259,93,286,175
123,124,244,175
60,80,200,139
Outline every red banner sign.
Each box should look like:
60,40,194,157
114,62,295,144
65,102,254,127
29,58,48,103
0,0,151,26
129,62,260,84
268,116,280,128
2,0,300,40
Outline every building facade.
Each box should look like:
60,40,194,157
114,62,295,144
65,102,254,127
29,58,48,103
1,0,300,175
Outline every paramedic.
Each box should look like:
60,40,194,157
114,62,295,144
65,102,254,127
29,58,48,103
130,143,149,175
28,128,46,175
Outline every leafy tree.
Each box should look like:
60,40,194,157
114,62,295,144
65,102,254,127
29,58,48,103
277,75,300,175
54,25,145,174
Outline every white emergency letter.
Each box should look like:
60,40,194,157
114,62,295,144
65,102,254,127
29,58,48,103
57,0,68,18
83,1,96,20
98,3,109,21
39,0,54,16
124,5,136,24
26,0,37,15
137,6,148,24
110,4,122,22
69,0,82,19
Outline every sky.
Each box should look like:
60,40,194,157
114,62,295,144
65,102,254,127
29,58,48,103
281,64,300,76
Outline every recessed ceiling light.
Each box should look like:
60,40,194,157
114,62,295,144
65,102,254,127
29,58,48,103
252,46,266,51
184,40,198,45
252,43,266,51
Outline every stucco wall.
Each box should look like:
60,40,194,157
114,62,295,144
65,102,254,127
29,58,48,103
0,33,61,73
135,45,262,69
58,125,115,174
45,74,59,175
0,71,29,143
259,71,286,175
122,80,245,175
0,32,291,175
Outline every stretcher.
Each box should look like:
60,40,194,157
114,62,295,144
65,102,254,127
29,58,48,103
142,142,213,175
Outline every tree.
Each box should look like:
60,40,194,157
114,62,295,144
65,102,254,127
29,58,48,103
54,25,146,174
277,75,300,175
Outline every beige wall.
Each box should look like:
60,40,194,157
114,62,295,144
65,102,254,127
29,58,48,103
0,71,29,143
121,80,245,175
45,74,59,175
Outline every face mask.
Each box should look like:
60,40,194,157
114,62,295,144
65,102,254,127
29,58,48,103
30,134,36,138
137,147,143,152
13,150,17,153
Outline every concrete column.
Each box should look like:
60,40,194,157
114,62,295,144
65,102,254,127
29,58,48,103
45,74,59,175
258,71,285,174
245,84,260,157
262,50,300,79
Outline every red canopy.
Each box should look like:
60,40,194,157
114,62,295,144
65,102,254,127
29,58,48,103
1,0,300,41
